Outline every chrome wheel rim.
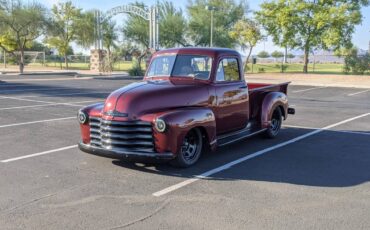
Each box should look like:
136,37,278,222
270,110,281,134
181,130,200,162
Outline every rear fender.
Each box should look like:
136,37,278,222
143,108,216,155
261,92,288,129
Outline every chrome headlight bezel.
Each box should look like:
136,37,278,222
155,118,166,132
77,110,88,124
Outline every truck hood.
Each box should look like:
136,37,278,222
103,79,210,120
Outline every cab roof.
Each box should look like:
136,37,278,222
154,47,240,58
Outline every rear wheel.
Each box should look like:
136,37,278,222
171,129,203,168
264,108,282,138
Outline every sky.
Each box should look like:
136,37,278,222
41,0,370,55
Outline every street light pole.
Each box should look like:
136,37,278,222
210,9,214,47
206,6,218,47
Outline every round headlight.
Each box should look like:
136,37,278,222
155,118,166,132
77,111,88,124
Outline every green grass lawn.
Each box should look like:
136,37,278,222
28,61,137,71
246,63,370,75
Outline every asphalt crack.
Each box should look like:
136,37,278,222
107,200,170,229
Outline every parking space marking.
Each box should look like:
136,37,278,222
0,91,110,99
153,112,370,197
0,117,75,128
0,99,103,110
1,87,80,93
283,124,319,129
347,89,370,96
292,86,328,93
1,145,77,163
0,96,57,104
284,124,370,136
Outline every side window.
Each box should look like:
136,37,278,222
216,58,240,82
216,61,225,81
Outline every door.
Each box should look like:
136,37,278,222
213,58,249,134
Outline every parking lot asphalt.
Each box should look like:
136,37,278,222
0,74,369,230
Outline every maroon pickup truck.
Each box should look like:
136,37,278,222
78,48,295,167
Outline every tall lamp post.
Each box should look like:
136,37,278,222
206,6,218,47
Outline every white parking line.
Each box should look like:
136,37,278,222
0,96,56,104
0,99,103,110
283,124,319,129
1,87,79,93
347,89,370,96
152,112,370,197
284,124,370,136
0,91,110,99
0,117,75,128
1,145,78,163
292,86,328,93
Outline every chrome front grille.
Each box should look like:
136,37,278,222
89,117,155,153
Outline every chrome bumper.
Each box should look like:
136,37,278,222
79,142,175,162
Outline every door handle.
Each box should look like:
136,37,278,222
239,86,247,89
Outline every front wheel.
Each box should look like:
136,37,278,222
170,129,203,168
264,108,282,138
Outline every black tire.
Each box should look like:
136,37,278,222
264,108,282,138
170,128,203,168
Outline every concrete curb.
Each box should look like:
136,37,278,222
19,72,78,76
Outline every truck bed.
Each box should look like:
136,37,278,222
248,82,290,120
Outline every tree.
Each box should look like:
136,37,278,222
75,10,96,49
0,0,46,73
46,1,82,69
256,0,370,73
187,0,247,47
122,2,150,69
229,18,263,68
123,1,188,68
159,1,188,47
287,53,295,59
271,50,284,61
257,51,270,58
101,19,119,72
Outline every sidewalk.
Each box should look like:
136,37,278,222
246,73,370,89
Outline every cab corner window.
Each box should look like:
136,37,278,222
216,58,240,82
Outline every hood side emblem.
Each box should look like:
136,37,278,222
104,110,128,117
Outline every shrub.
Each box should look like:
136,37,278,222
343,49,370,75
128,65,144,76
128,58,144,76
281,64,288,72
258,67,265,73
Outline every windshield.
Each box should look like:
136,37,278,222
147,55,213,80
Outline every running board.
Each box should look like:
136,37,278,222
217,126,267,147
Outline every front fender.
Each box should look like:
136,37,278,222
141,108,216,155
261,92,288,129
79,103,104,144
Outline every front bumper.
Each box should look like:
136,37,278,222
78,142,175,162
